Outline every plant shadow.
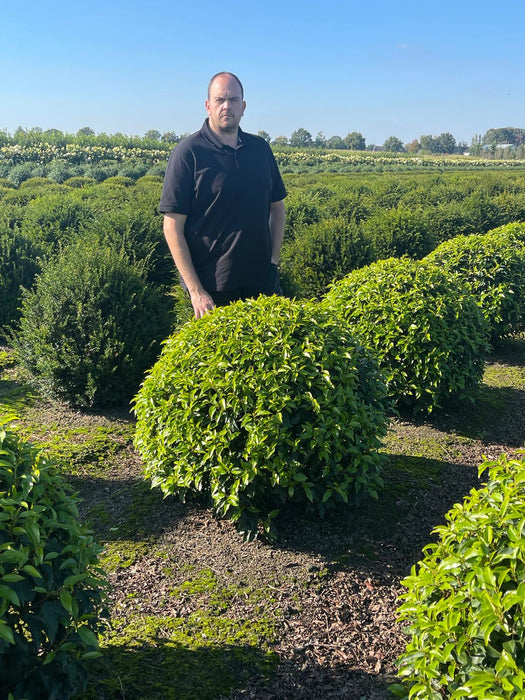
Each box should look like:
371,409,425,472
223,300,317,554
273,453,479,579
75,639,276,700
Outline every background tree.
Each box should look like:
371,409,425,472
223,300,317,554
161,131,178,143
326,135,345,149
144,130,161,141
383,136,405,153
290,128,313,148
273,135,289,146
406,139,420,153
483,127,525,146
257,130,271,143
77,127,95,136
344,131,366,150
314,131,326,148
436,132,457,154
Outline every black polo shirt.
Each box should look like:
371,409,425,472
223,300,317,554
159,119,287,293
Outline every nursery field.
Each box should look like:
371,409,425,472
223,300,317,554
2,166,525,698
1,334,524,699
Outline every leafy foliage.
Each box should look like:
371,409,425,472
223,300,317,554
0,425,108,700
322,258,489,413
12,235,173,408
133,295,390,539
426,225,525,342
393,453,525,699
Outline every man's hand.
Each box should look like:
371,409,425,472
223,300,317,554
190,289,215,319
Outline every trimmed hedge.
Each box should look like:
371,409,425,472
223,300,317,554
426,226,525,342
322,257,489,413
0,425,108,699
133,295,390,539
12,236,173,408
393,453,525,699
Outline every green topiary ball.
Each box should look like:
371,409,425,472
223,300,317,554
0,425,108,699
322,257,489,413
393,453,525,699
426,226,525,343
133,295,390,539
12,235,173,408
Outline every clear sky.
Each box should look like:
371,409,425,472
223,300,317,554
1,0,523,146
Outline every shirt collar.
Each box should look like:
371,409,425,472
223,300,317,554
202,118,244,149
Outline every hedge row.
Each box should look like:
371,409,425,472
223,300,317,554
393,453,525,699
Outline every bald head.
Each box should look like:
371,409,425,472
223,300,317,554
208,72,244,99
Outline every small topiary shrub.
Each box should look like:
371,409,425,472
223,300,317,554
12,235,173,408
0,424,108,699
322,257,489,413
426,228,525,343
392,453,525,699
279,217,374,299
133,295,390,539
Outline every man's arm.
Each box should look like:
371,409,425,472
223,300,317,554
163,213,215,319
269,199,286,265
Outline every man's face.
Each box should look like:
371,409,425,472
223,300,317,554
206,75,246,137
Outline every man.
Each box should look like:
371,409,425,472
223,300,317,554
159,72,287,318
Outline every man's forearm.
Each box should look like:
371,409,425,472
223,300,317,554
163,213,215,318
269,200,286,265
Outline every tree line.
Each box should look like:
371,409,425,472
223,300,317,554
2,125,525,157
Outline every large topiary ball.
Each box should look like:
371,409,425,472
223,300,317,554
426,227,525,343
133,295,390,539
393,453,525,699
322,257,489,413
12,235,173,408
0,425,108,700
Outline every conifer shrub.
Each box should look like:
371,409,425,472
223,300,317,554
280,217,374,299
0,424,108,699
392,453,525,699
0,226,42,338
426,227,525,342
322,258,489,413
133,295,390,539
12,236,173,408
20,193,95,254
361,205,435,260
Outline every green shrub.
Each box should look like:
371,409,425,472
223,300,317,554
133,295,390,539
322,258,489,413
0,226,42,338
280,217,374,299
20,193,95,254
12,236,173,408
392,453,525,699
0,424,108,699
361,205,435,260
426,228,525,342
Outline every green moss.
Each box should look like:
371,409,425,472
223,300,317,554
99,541,153,573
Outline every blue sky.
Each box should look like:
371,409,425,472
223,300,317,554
1,0,523,146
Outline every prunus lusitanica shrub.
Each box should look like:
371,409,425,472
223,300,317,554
426,225,525,343
322,258,489,413
0,226,41,338
279,217,374,299
12,236,173,408
392,453,525,699
0,425,108,699
133,295,390,540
